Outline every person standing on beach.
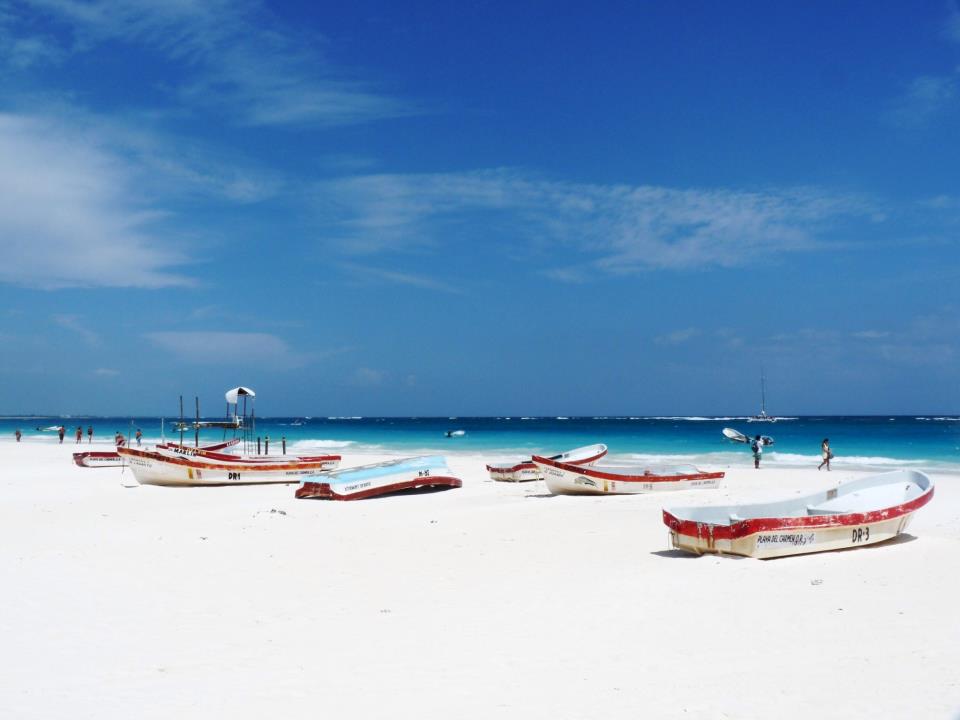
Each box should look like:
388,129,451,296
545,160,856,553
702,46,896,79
87,426,93,443
75,426,82,444
57,426,65,444
15,429,21,442
115,432,125,447
818,438,832,471
135,429,142,446
751,435,763,469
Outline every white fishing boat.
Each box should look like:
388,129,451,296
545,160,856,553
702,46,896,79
532,455,723,495
486,443,607,482
73,439,240,468
117,445,340,486
663,470,934,559
296,456,461,501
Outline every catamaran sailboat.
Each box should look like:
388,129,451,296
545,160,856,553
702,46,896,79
747,371,777,423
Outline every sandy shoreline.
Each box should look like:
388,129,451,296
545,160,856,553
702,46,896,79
1,441,958,719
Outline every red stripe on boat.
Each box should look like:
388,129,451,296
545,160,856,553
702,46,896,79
532,455,725,484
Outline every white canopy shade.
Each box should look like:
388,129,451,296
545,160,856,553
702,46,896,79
225,386,256,404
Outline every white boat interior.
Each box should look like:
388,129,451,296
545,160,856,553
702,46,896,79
666,470,932,525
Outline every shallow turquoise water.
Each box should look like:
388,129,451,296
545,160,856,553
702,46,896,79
4,415,958,470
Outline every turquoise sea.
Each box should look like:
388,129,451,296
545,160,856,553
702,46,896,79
2,415,959,471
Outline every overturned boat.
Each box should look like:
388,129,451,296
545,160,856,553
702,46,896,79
663,470,934,559
73,439,240,468
117,444,340,486
487,443,607,482
296,456,461,501
533,455,723,495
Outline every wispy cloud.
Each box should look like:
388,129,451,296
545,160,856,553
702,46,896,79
852,330,891,340
52,314,100,346
887,74,958,127
338,262,464,294
946,0,960,42
655,328,701,345
349,367,386,387
144,331,310,369
0,113,193,289
7,0,409,127
318,170,872,276
93,367,119,377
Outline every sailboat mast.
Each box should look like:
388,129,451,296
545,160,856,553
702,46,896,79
761,371,766,415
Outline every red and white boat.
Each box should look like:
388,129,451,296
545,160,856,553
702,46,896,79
486,443,607,482
662,469,934,559
532,455,724,495
73,439,240,468
116,444,340,486
296,455,461,501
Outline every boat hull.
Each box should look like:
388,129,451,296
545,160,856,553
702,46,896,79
487,444,608,482
72,439,241,468
73,451,123,467
297,456,461,501
117,447,340,486
666,511,920,559
662,470,934,558
533,456,723,495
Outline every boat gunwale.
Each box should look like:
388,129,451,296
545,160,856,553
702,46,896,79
532,454,724,483
485,444,607,474
117,446,340,472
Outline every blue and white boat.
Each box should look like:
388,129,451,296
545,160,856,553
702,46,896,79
296,455,461,501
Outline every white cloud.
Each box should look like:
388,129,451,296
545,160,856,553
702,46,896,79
145,331,309,368
93,367,119,377
9,0,409,127
852,330,891,340
0,113,193,289
318,170,871,275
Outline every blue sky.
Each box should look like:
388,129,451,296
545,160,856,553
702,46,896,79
0,0,958,415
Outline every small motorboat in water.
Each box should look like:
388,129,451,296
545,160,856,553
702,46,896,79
662,470,934,559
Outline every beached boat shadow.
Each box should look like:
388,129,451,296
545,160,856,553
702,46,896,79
649,549,749,560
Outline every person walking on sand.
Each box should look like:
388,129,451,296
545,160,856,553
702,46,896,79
15,429,21,442
751,434,763,469
75,426,82,444
135,429,142,446
818,438,833,471
87,426,93,443
58,426,65,444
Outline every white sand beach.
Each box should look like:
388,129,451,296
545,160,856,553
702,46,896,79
1,440,958,719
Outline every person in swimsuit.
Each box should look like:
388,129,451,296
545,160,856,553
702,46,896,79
751,434,763,469
818,438,832,471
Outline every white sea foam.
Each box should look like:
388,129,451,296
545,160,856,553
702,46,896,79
288,439,358,451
